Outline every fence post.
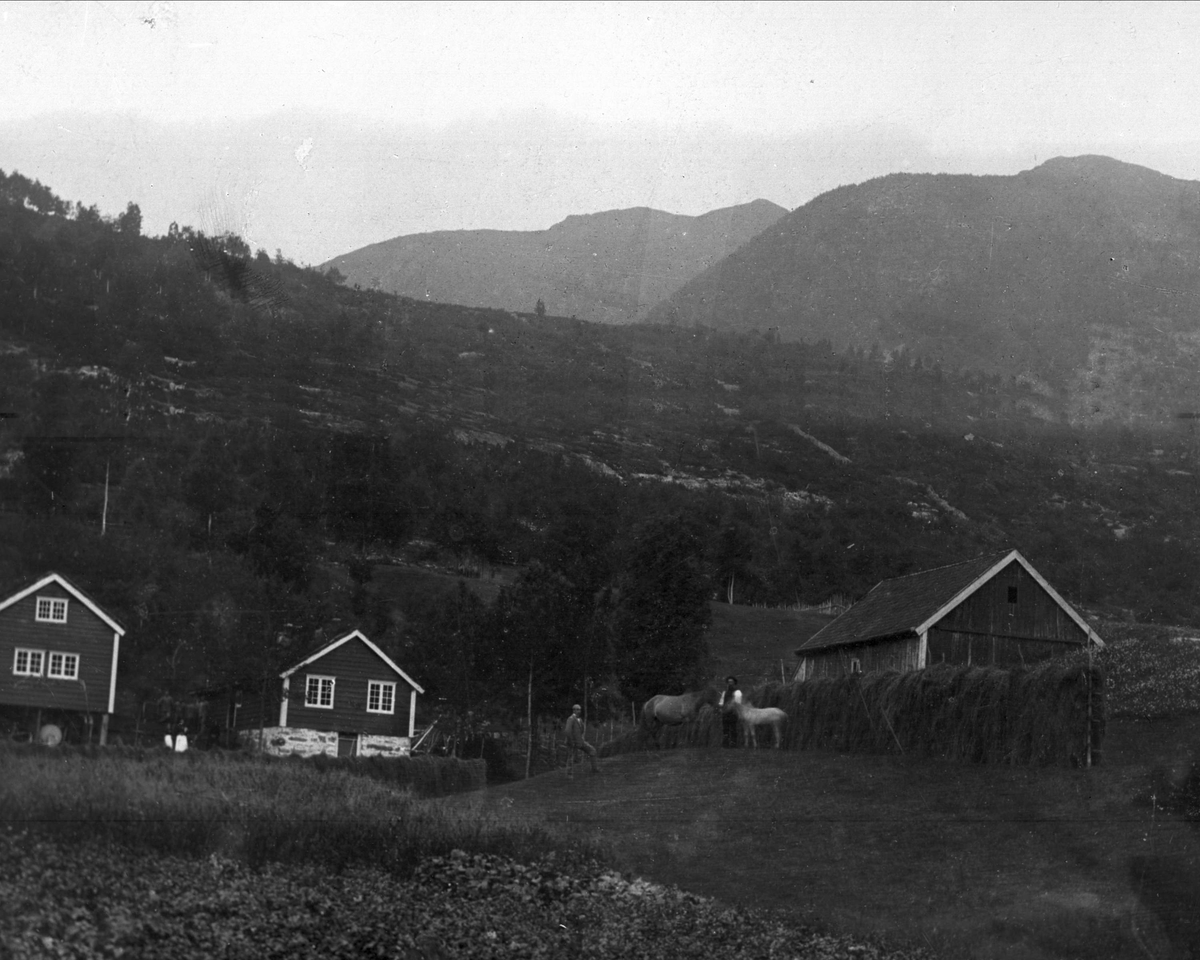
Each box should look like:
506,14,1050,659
1086,640,1093,769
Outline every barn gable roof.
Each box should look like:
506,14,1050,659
0,572,126,635
280,629,424,693
796,550,1103,655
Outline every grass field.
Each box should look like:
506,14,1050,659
706,602,834,684
467,715,1200,960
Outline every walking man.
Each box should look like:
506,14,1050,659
564,703,598,776
719,676,742,748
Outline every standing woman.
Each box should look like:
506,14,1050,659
719,676,742,747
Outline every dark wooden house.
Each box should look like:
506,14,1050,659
0,572,125,744
794,550,1104,681
236,629,424,758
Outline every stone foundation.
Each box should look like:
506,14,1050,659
359,734,411,757
239,726,411,758
240,726,337,757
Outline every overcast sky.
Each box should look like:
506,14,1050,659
3,1,1198,264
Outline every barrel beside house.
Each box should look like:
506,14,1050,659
794,549,1104,681
0,572,125,744
236,629,424,758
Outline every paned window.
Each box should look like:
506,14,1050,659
367,680,396,714
35,597,68,623
305,675,335,708
14,648,45,676
47,652,79,680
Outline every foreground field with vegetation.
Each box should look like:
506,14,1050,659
4,709,1200,959
0,746,931,959
0,833,932,960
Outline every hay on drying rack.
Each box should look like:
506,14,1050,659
599,660,1103,766
750,659,1104,766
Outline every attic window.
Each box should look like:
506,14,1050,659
36,597,68,623
305,675,335,709
1007,586,1018,607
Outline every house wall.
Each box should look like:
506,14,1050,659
797,636,922,680
285,640,411,737
0,582,115,714
224,683,282,734
926,560,1088,667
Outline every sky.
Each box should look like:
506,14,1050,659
3,1,1200,264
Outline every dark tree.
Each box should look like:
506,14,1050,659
611,514,713,704
117,202,142,238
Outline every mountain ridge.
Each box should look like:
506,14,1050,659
323,199,788,324
648,155,1200,425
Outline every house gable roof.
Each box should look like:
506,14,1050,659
796,550,1104,655
280,629,424,693
0,572,126,636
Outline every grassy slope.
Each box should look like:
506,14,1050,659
706,602,834,684
471,716,1200,960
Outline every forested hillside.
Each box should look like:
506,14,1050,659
652,156,1200,426
3,168,1199,732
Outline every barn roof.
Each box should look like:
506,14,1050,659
280,629,424,693
796,549,1103,655
0,571,126,635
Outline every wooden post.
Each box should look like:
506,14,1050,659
524,659,533,779
99,713,110,746
101,460,110,536
1086,637,1093,769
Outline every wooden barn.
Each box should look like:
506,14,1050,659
234,629,424,758
0,572,125,745
794,550,1104,681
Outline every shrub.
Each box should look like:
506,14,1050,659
1090,623,1200,719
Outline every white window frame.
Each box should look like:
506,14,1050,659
47,651,79,680
14,647,45,677
367,680,396,715
305,674,335,709
35,596,68,623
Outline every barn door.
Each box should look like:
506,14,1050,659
337,732,358,758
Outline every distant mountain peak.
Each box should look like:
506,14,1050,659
650,157,1200,426
1023,154,1180,183
325,199,787,324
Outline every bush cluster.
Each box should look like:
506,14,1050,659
1091,623,1200,719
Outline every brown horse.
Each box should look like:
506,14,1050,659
640,688,719,745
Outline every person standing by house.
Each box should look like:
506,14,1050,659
719,676,742,747
564,703,598,776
